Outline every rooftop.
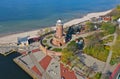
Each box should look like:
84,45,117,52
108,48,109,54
17,48,84,79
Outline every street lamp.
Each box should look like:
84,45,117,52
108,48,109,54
117,18,120,29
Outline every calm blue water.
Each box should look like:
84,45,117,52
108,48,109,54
0,0,120,79
0,0,120,35
0,53,32,79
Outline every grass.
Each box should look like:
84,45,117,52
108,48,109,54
83,22,116,62
108,5,120,21
84,33,110,62
43,39,47,44
52,48,62,52
102,35,114,44
90,72,102,79
110,32,120,65
101,22,116,35
46,35,53,39
84,44,109,62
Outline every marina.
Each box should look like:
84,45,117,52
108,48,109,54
0,0,119,79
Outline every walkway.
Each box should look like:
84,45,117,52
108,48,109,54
0,42,40,56
101,33,117,79
29,52,52,79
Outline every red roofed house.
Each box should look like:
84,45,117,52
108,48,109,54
100,16,112,22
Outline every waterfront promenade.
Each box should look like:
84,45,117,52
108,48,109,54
0,9,113,79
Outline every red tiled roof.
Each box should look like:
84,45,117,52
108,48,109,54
110,64,120,79
60,63,77,79
39,55,52,70
32,66,42,76
32,48,40,53
103,17,111,21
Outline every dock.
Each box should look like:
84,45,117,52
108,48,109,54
13,56,41,79
0,43,18,56
0,42,39,56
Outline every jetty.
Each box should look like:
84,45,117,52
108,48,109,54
0,42,40,56
0,43,18,56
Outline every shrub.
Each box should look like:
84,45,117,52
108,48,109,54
67,40,78,52
43,39,47,44
90,72,102,79
111,35,120,65
101,22,116,35
46,35,52,39
52,48,62,52
61,48,75,64
84,33,109,62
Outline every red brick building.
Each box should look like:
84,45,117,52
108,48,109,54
52,20,66,46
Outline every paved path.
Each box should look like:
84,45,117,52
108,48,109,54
29,52,52,79
101,33,117,79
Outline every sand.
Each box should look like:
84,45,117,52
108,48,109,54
0,9,112,44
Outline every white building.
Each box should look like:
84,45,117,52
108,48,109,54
117,18,120,29
17,36,29,46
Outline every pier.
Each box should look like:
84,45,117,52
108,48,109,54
0,42,40,56
0,43,18,56
13,56,41,79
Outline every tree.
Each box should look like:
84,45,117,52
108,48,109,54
86,22,94,31
84,32,109,61
101,22,116,35
67,41,78,52
61,48,75,64
109,5,120,21
117,5,120,10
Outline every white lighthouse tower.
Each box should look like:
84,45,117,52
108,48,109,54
117,18,120,29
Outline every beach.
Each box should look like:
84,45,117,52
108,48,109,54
0,9,112,44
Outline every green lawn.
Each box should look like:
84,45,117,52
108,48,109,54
84,33,110,62
102,35,114,44
43,39,47,44
110,30,120,65
52,48,62,52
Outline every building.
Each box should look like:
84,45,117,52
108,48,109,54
17,36,29,46
52,20,66,46
99,16,112,22
28,36,40,44
110,64,120,79
117,18,120,29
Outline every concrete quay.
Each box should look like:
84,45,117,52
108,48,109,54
13,56,41,79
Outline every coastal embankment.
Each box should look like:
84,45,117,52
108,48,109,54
0,9,112,43
13,56,41,79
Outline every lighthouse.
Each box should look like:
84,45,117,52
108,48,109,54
55,20,63,38
52,20,65,46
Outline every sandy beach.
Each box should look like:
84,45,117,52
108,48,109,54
0,9,112,44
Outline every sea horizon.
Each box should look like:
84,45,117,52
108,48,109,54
0,0,120,35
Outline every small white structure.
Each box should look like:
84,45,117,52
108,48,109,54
94,25,98,30
17,36,29,46
117,18,120,29
57,20,62,24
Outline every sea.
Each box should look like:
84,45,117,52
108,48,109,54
0,0,120,79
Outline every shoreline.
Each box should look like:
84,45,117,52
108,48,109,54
0,9,112,44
